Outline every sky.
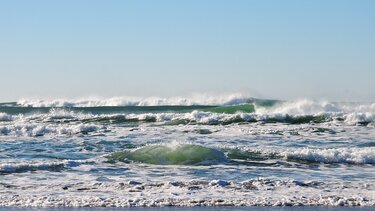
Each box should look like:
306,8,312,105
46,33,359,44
0,0,374,102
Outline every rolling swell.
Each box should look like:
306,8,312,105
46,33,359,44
1,98,375,131
109,145,375,166
109,144,227,165
0,160,81,174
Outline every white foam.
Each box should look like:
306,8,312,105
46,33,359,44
126,110,375,125
344,112,375,125
0,178,373,207
3,98,374,126
1,110,374,138
0,123,101,137
282,147,375,164
256,99,375,115
0,112,13,121
17,94,250,107
252,99,375,124
256,99,338,115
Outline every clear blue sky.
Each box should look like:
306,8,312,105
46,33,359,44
1,0,374,102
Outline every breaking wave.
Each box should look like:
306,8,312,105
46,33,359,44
226,147,375,165
15,94,251,107
283,147,375,164
1,98,375,137
0,112,13,121
110,144,226,165
110,144,375,165
0,109,375,137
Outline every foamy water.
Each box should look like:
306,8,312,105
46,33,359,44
0,97,374,207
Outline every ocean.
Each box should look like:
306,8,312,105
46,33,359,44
0,96,374,207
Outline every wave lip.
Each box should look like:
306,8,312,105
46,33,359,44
110,144,227,165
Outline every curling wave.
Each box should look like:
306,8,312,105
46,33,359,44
110,144,227,165
110,144,375,165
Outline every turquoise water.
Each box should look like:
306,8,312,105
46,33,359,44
0,98,374,207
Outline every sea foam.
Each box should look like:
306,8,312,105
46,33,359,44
255,99,375,115
282,147,375,164
0,112,13,121
16,94,250,107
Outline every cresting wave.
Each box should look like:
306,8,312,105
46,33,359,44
2,96,375,208
110,144,375,165
1,145,373,175
0,101,375,135
110,144,227,165
1,97,374,125
7,96,375,114
15,94,251,107
0,109,374,137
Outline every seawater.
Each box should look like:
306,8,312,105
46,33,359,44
0,97,374,207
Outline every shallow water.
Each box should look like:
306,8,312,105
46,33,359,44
1,207,375,211
0,98,374,207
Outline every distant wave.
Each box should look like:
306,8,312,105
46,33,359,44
0,97,375,138
7,96,375,117
15,94,251,107
0,108,375,137
255,99,375,115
